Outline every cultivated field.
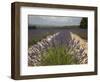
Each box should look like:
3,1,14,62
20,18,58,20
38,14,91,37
28,27,87,66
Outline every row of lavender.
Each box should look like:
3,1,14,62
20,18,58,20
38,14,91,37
28,31,87,66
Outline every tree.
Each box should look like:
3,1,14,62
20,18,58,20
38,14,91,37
28,25,37,29
80,18,88,29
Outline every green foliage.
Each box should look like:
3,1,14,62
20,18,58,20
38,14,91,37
80,18,88,29
28,32,54,47
40,46,79,66
28,37,41,47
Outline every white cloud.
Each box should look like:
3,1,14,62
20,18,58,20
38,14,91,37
28,15,82,26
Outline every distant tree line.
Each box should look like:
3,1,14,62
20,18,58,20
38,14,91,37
28,26,37,29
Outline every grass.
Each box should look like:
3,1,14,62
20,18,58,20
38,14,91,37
28,32,54,47
40,46,79,66
28,37,41,47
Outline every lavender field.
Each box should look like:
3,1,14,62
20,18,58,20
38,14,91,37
28,27,87,66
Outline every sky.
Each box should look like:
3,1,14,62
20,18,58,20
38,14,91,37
28,15,82,27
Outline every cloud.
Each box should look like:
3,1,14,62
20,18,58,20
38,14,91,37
28,15,82,26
